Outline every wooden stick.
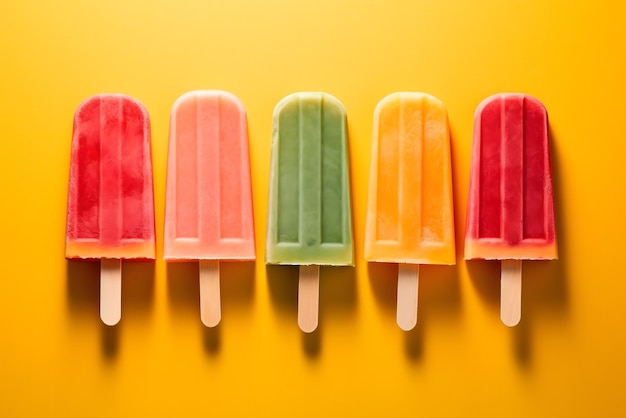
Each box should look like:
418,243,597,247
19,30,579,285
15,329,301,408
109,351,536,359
100,259,122,326
298,265,319,333
501,259,522,327
397,264,419,331
199,260,221,327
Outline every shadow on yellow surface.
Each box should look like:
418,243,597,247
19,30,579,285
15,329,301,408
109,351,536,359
166,261,199,316
465,125,570,367
166,260,255,355
66,260,100,316
266,264,356,357
66,259,155,360
368,262,462,361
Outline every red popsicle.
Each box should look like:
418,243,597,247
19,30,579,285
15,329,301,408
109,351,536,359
465,93,557,326
66,94,155,325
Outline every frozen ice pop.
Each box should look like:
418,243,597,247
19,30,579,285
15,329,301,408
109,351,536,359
364,92,455,330
164,90,255,327
66,94,155,325
266,92,353,332
465,93,557,326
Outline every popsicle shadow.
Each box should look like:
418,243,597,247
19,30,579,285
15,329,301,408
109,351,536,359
266,264,309,350
167,262,219,354
319,265,357,320
66,259,155,360
266,264,356,357
367,262,398,315
220,261,256,312
516,131,569,363
465,260,502,312
515,127,571,366
121,261,156,319
66,260,117,359
316,265,357,355
368,262,461,361
368,262,425,360
166,261,200,318
466,126,569,367
205,261,255,354
66,260,100,317
166,261,255,355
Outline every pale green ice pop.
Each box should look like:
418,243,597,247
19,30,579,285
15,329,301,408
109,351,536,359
266,92,353,332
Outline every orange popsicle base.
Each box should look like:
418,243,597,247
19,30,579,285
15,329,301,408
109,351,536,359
465,239,557,260
66,241,155,260
365,244,455,265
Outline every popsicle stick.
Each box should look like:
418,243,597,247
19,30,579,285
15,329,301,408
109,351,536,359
397,264,419,331
100,259,122,326
200,260,221,327
501,259,522,327
298,265,319,333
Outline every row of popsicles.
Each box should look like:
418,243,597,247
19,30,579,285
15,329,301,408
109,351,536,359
65,91,557,331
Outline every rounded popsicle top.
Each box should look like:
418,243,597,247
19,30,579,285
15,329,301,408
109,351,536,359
365,91,455,265
163,89,255,262
474,93,548,120
374,92,446,117
266,91,353,266
74,93,150,125
465,92,556,260
67,93,155,260
273,92,346,119
171,90,246,116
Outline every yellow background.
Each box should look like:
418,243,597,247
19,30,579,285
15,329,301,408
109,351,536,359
1,1,625,417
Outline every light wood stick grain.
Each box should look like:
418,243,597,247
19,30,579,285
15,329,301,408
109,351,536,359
200,260,221,327
397,264,419,331
101,259,122,326
298,265,319,333
501,259,522,327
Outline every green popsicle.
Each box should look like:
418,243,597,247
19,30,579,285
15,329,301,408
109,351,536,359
266,92,354,331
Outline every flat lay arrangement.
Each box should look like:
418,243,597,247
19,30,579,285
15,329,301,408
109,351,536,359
3,1,623,417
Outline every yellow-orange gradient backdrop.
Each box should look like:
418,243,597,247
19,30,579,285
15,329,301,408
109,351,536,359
1,1,625,416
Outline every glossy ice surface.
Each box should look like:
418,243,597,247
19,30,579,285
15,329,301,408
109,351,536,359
465,93,557,260
364,92,455,265
163,91,255,261
265,92,353,265
65,94,155,259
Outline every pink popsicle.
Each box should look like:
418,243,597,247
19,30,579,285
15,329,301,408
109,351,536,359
465,93,557,326
66,94,155,325
164,90,255,327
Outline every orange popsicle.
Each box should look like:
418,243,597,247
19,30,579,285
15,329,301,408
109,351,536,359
364,93,455,330
66,94,155,325
164,90,255,327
